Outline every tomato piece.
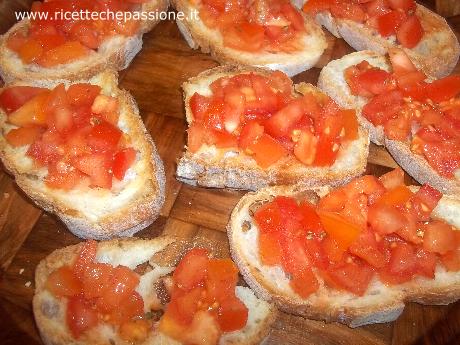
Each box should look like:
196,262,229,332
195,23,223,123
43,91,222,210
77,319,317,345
45,161,85,190
184,310,221,345
384,113,411,140
322,236,345,263
119,320,150,343
368,204,407,235
422,220,457,255
206,258,238,303
365,0,391,17
362,90,404,126
217,296,248,332
354,68,394,96
223,22,265,52
396,70,427,90
378,10,407,37
386,242,417,278
17,39,43,64
387,0,416,12
264,99,305,138
441,247,460,272
415,248,437,279
375,185,413,207
173,248,208,291
5,126,44,147
290,267,319,298
254,200,282,233
46,266,82,298
69,22,100,49
327,259,374,296
67,294,99,338
72,153,113,189
223,89,244,132
87,121,122,152
331,3,366,22
299,201,324,235
349,230,387,268
73,240,98,280
67,84,102,107
388,48,418,76
113,148,136,180
37,41,90,67
425,76,460,103
0,86,46,114
317,211,362,251
238,121,264,150
341,109,359,141
7,92,50,127
397,15,423,48
27,129,64,165
259,231,283,266
247,134,288,169
187,124,206,153
190,93,211,122
32,33,67,52
378,167,405,189
409,184,442,221
281,3,305,31
81,262,113,299
302,0,332,14
293,130,318,165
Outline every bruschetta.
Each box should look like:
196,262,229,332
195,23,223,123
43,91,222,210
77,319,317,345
318,49,460,194
228,168,460,327
0,70,165,239
171,0,327,77
0,0,169,83
302,0,460,78
33,237,277,345
176,65,369,190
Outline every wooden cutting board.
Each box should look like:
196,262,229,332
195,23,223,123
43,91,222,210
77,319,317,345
1,1,460,344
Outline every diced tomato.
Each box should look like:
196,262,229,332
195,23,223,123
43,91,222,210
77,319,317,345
388,48,418,76
317,211,362,251
17,39,43,64
313,135,339,166
362,90,404,126
247,134,287,169
415,248,437,278
67,294,99,338
422,220,457,254
396,70,427,90
326,259,374,296
384,113,411,140
409,184,442,221
239,121,264,149
184,310,221,345
37,41,90,67
217,296,248,332
386,242,417,278
5,126,44,147
46,266,82,298
7,92,50,127
441,246,460,271
378,168,405,189
223,22,265,52
290,267,319,298
293,130,317,165
365,0,391,17
187,124,206,153
72,153,113,188
358,68,395,96
299,201,324,235
425,76,460,103
0,86,46,114
368,204,407,235
259,231,283,266
67,84,102,107
280,3,305,31
264,99,305,138
254,200,282,234
378,10,407,37
375,185,413,207
69,22,100,49
422,139,460,178
349,230,387,268
318,188,346,212
341,109,359,141
302,0,332,14
397,15,423,48
331,2,366,22
387,0,416,12
86,121,122,152
173,249,208,291
112,148,136,180
119,320,150,343
45,161,85,190
190,93,211,122
81,262,113,299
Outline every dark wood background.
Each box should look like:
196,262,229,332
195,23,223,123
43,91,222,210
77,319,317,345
1,0,460,344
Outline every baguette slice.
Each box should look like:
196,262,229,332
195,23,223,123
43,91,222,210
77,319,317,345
171,0,327,77
176,65,369,190
0,0,169,83
318,50,460,195
300,1,460,78
0,71,165,239
33,237,277,345
228,184,460,328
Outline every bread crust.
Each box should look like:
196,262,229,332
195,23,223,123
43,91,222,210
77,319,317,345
171,0,327,77
176,65,369,190
227,184,460,328
312,4,460,78
33,237,278,345
318,50,460,195
0,71,166,239
0,0,169,83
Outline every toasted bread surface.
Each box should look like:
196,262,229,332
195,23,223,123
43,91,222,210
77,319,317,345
227,184,460,328
172,0,327,77
176,65,369,190
33,237,277,345
308,3,460,78
318,50,460,195
0,0,169,83
0,71,166,239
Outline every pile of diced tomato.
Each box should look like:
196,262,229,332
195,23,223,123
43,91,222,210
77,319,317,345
188,71,359,169
304,0,423,48
254,168,460,298
7,0,147,67
158,248,248,344
45,240,150,342
0,83,137,190
344,49,460,178
199,0,305,52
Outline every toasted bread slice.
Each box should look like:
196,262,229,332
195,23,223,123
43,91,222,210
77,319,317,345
176,65,369,190
33,237,277,345
318,50,460,195
300,1,460,78
227,184,460,328
171,0,327,77
0,0,169,83
0,71,165,239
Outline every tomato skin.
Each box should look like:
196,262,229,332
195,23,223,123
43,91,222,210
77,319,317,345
362,90,404,126
247,134,287,169
378,10,407,37
397,15,423,48
425,76,460,103
317,211,362,251
66,294,99,339
113,148,137,180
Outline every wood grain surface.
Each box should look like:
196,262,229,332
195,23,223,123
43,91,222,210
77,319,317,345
1,1,460,344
